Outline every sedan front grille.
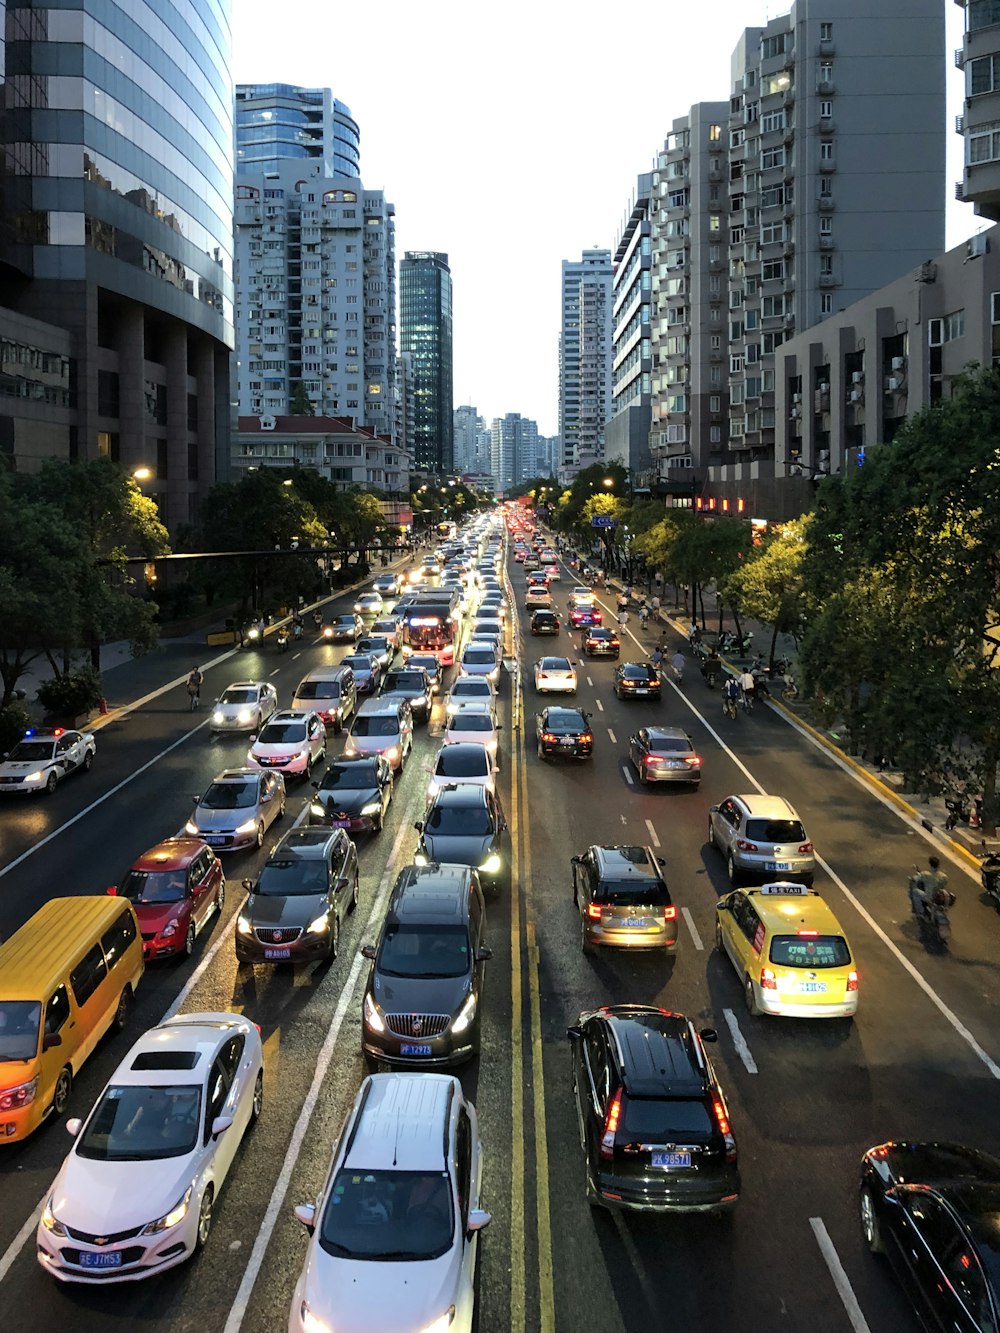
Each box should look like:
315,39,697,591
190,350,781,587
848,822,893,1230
65,1224,143,1245
254,926,303,945
384,1013,450,1038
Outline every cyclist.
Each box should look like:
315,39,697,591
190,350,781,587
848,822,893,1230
186,666,203,711
723,674,741,719
739,667,757,710
639,604,650,629
651,645,665,670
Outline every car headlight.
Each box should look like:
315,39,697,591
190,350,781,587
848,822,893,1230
161,917,181,938
310,802,326,817
479,853,502,875
450,993,477,1036
237,914,253,936
142,1185,193,1235
306,913,330,935
24,770,44,783
184,819,199,834
1,1075,38,1112
236,709,253,723
234,817,258,834
41,1195,67,1237
212,711,225,724
360,800,381,816
363,992,385,1033
419,1308,456,1333
414,851,429,866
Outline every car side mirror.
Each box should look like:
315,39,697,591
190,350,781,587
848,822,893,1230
242,878,254,891
476,946,493,962
192,794,202,802
709,804,720,814
66,1117,82,1137
466,1208,492,1235
413,820,424,832
716,899,731,912
566,1025,584,1041
657,857,666,867
571,854,582,865
211,1114,234,1138
360,944,377,961
293,1203,316,1234
43,1033,62,1050
700,1028,719,1043
249,734,257,744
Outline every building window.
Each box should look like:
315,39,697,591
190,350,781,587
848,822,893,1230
710,395,721,412
711,334,722,350
969,0,1000,31
761,32,791,59
761,221,785,244
761,147,786,170
819,21,833,39
710,426,722,444
820,99,833,119
762,260,785,281
820,216,833,235
969,121,1000,165
820,292,833,314
709,122,722,141
761,110,786,134
819,62,833,82
820,141,834,161
820,177,833,196
820,255,833,276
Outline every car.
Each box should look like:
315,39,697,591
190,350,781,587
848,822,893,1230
583,627,620,658
444,701,499,757
479,595,507,622
0,727,96,795
420,559,441,576
540,550,557,565
356,634,393,672
340,653,381,696
288,1072,490,1333
407,651,443,693
570,604,603,628
415,784,507,889
360,865,491,1069
534,656,578,695
290,666,357,732
116,837,226,962
715,881,858,1018
523,554,540,571
428,741,498,798
614,662,662,700
324,612,364,643
524,585,552,610
567,586,595,609
309,755,393,835
343,697,414,772
459,641,501,684
353,591,383,619
36,1012,264,1283
185,767,286,851
236,827,359,964
573,844,677,953
446,675,497,718
471,616,504,648
568,1005,739,1214
514,548,526,562
526,570,548,587
543,564,561,581
536,705,593,759
247,710,327,779
370,615,403,650
372,573,401,596
379,665,433,722
628,726,701,786
209,681,278,734
858,1140,1000,1330
530,609,561,636
708,794,815,885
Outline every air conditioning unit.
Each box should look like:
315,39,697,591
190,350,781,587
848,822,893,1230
792,391,802,404
885,375,902,393
851,371,864,384
891,356,905,372
790,405,802,419
818,450,831,465
968,233,989,259
850,386,863,402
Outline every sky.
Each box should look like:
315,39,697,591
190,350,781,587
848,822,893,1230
234,0,971,439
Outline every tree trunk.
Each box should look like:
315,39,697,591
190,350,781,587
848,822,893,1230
697,584,707,628
769,623,779,670
982,734,1000,836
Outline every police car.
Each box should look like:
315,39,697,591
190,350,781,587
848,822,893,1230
0,727,96,795
714,881,858,1019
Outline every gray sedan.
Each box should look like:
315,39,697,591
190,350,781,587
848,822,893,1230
185,766,285,850
628,726,701,786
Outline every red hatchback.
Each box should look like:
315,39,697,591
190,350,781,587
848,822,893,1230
114,837,225,961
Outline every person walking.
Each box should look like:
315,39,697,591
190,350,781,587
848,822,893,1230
186,666,204,711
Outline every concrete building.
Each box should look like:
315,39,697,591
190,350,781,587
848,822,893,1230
399,251,454,474
535,435,559,477
235,85,360,179
559,249,613,474
233,415,410,493
956,1,1000,222
453,404,490,475
710,0,945,510
489,413,539,493
234,164,396,440
0,0,236,532
605,173,654,485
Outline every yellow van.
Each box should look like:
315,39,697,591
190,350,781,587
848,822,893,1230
0,896,144,1142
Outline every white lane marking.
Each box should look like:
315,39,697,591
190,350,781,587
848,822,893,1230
644,818,660,848
722,1008,758,1074
607,728,617,743
269,668,280,676
92,644,242,728
0,719,211,882
595,699,604,713
810,1217,872,1333
291,651,301,660
622,766,635,786
586,676,593,687
682,907,704,951
222,795,417,1333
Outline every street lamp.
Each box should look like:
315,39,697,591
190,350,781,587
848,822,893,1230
132,466,152,482
282,478,294,487
602,476,614,488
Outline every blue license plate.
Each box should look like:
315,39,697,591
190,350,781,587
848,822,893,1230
203,835,226,845
79,1250,123,1268
801,982,827,994
625,918,649,927
331,819,352,828
766,861,790,871
264,948,291,960
400,1043,432,1056
652,1150,692,1169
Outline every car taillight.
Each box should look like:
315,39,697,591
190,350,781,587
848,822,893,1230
735,838,759,852
759,967,777,990
798,841,813,854
644,755,659,765
797,929,819,937
847,970,859,992
684,756,701,766
586,902,603,920
538,672,548,680
712,1093,738,1163
663,906,677,921
600,1089,622,1158
581,733,593,743
542,732,557,742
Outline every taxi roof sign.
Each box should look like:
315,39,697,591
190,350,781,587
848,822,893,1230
755,882,815,896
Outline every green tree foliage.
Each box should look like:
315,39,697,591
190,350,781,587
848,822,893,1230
290,381,315,415
725,517,809,664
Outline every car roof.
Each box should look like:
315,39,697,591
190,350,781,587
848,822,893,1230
267,710,312,722
449,701,493,717
591,845,660,879
222,680,264,691
538,656,571,668
344,1073,458,1173
120,1014,251,1084
269,828,342,859
429,783,489,807
743,884,846,935
643,726,692,743
604,1008,708,1098
729,793,800,819
211,768,261,783
133,837,206,870
436,742,490,763
357,697,406,715
546,705,586,720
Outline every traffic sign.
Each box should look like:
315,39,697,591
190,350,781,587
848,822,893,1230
591,515,618,529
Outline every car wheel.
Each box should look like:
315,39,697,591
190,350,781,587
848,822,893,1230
708,819,718,850
276,798,285,821
195,1187,214,1252
860,1186,884,1254
350,873,360,913
254,712,262,732
255,821,265,849
82,751,93,772
112,985,133,1034
250,1069,264,1126
727,851,740,885
744,975,761,1017
45,771,58,794
536,740,545,759
581,917,594,955
184,920,197,958
52,1066,73,1117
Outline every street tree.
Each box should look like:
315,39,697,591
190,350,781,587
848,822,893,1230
289,381,315,415
725,517,810,666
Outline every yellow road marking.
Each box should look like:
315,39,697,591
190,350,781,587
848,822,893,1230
510,692,526,1332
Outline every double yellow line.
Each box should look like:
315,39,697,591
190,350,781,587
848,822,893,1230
508,617,555,1333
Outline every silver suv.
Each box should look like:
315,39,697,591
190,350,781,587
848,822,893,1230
708,794,815,885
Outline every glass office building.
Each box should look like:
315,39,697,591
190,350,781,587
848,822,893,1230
0,0,235,530
236,84,360,179
399,251,453,473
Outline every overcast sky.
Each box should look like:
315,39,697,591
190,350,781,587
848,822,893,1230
234,0,970,438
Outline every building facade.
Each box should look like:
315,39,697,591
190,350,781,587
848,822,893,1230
453,403,490,475
605,173,654,481
956,1,1000,222
233,414,409,492
235,84,360,179
0,0,236,531
558,249,613,474
399,251,453,474
489,412,538,493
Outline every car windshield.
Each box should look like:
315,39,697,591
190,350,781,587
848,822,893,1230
5,741,53,762
76,1084,201,1161
119,869,187,904
448,714,492,734
464,650,496,666
219,689,257,706
595,878,670,908
319,1168,454,1261
320,763,378,791
343,658,372,673
334,616,357,627
437,749,489,777
0,1001,41,1061
621,1097,713,1140
452,681,488,697
383,673,424,691
295,681,339,700
745,819,806,843
622,666,654,679
200,781,258,810
769,935,851,968
255,858,328,895
353,716,399,737
425,804,493,836
258,722,306,744
409,657,439,676
377,923,471,978
359,639,390,654
649,737,691,754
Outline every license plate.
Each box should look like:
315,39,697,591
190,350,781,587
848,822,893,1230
559,739,575,748
766,861,790,871
79,1250,123,1268
400,1043,432,1056
203,835,226,845
625,918,649,927
799,981,827,994
264,948,291,960
634,688,649,695
331,819,352,828
652,1150,691,1169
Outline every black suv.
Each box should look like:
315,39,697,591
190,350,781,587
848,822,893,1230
614,662,662,700
568,1004,740,1213
536,706,593,760
237,827,359,964
380,666,433,722
583,627,620,659
360,863,491,1068
309,755,393,835
530,609,561,636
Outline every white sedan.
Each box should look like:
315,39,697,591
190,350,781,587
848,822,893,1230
459,641,501,685
534,656,578,695
446,675,497,719
443,702,499,758
37,1013,263,1283
354,592,384,618
427,741,498,798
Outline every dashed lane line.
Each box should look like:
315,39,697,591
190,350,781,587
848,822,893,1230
722,1007,759,1074
810,1217,872,1333
644,818,660,849
622,766,635,786
607,728,617,743
595,699,604,713
681,907,704,951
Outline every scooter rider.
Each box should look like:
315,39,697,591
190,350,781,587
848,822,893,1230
701,647,722,687
909,855,952,920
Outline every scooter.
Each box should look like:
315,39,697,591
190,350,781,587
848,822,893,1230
907,873,955,949
275,627,289,653
981,846,1000,910
244,624,262,649
292,621,303,641
945,795,982,831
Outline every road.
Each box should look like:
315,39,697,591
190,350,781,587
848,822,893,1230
1,540,999,1332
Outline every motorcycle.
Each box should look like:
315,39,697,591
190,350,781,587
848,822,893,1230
275,627,289,653
907,873,956,949
292,621,303,641
719,630,754,656
945,794,982,831
751,653,791,678
981,846,1000,910
244,625,262,650
701,658,722,689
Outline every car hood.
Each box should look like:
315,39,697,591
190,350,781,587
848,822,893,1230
250,742,306,759
244,892,328,928
191,805,259,832
313,787,379,815
213,702,258,718
133,900,189,934
421,833,494,867
872,1141,1000,1189
51,1151,197,1234
299,1242,462,1333
0,760,51,776
371,970,471,1013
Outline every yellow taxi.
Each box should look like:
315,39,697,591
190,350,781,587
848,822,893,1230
714,881,858,1019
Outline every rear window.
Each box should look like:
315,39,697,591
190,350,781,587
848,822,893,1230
649,737,691,753
353,716,399,737
745,819,805,844
769,935,851,968
294,680,340,700
595,877,671,908
621,1097,713,1140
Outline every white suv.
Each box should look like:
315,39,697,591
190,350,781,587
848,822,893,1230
289,1073,490,1333
247,710,326,779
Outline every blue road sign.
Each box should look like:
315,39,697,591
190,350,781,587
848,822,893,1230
591,515,618,528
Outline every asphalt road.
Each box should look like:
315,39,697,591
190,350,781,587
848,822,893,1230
1,541,999,1332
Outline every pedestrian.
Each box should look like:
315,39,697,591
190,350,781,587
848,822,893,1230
671,650,685,683
650,594,661,615
186,665,203,711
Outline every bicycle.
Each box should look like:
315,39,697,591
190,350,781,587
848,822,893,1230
722,694,738,720
742,691,755,715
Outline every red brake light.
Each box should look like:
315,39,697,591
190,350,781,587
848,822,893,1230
684,756,701,765
644,755,659,765
52,727,64,737
600,1089,622,1158
711,1093,731,1137
847,970,859,992
797,929,819,937
663,905,677,920
735,838,759,852
581,733,593,743
586,902,602,920
798,841,813,854
542,732,557,742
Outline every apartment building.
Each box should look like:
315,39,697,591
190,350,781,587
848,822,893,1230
558,250,613,475
489,413,539,493
453,404,491,475
236,84,360,179
956,0,1000,221
605,174,653,482
234,415,409,493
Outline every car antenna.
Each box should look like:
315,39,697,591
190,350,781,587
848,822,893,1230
393,1106,401,1167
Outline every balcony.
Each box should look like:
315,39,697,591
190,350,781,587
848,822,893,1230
816,78,835,95
955,47,966,70
818,273,837,287
819,235,834,250
819,38,835,56
819,157,836,173
819,116,835,135
818,195,835,212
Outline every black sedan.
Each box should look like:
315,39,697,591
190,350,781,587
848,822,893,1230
308,755,393,834
583,627,620,659
860,1140,1000,1331
530,609,561,636
536,706,593,760
614,662,661,699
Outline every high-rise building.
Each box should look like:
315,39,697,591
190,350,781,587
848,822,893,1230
559,249,613,474
956,4,1000,222
0,0,236,531
490,413,539,493
400,251,453,473
453,405,490,475
605,175,654,485
235,85,360,179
